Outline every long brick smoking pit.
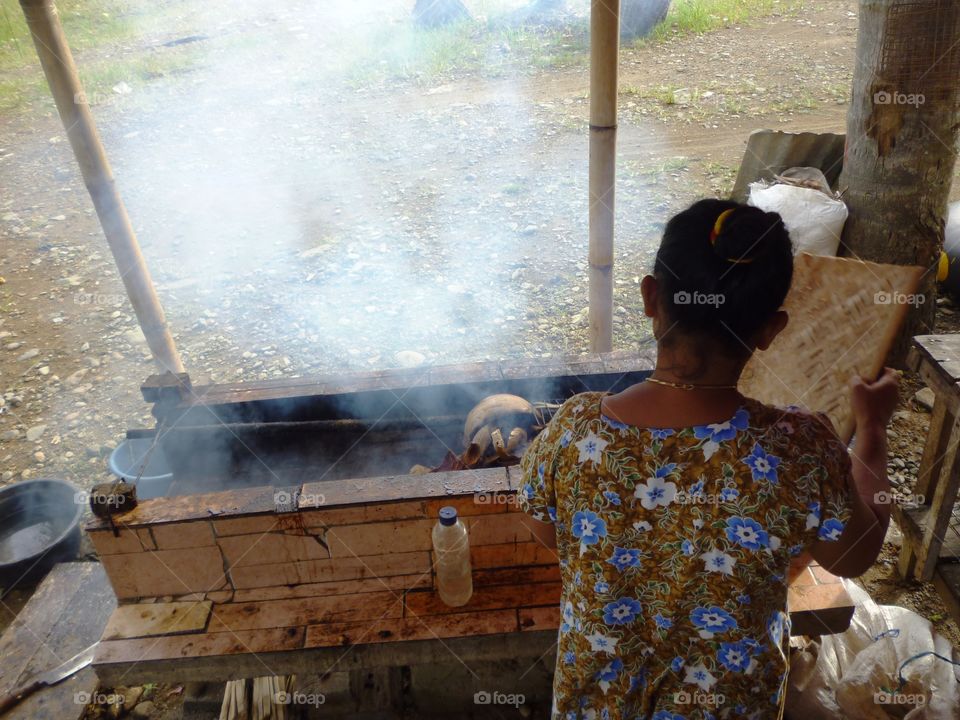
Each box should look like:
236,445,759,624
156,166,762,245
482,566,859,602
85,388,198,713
84,351,854,686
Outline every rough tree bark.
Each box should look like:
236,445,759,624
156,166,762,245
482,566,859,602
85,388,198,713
839,0,960,362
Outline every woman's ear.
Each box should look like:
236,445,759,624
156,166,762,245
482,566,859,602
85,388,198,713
755,311,788,351
640,275,658,319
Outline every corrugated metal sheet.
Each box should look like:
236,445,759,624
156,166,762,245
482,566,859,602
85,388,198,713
731,130,846,202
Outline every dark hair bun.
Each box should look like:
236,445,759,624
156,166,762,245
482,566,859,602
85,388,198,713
653,199,793,355
712,207,786,265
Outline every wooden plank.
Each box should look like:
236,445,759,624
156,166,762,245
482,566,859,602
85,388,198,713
304,609,519,649
326,520,434,558
228,549,431,590
405,582,561,617
94,630,556,686
86,486,279,530
0,566,88,694
917,419,960,581
89,469,511,532
892,505,960,563
103,601,212,640
462,513,533,546
900,344,960,580
897,388,957,578
100,546,229,600
232,574,432,603
152,521,216,550
300,467,510,512
0,563,116,720
913,335,960,384
209,591,403,632
916,395,955,499
470,542,558,569
422,494,511,519
171,351,653,412
87,527,156,555
789,604,855,637
424,362,504,387
218,531,331,567
917,359,960,416
212,512,313,536
519,606,561,632
786,579,855,636
94,626,306,666
298,500,431,526
180,365,436,407
472,566,560,589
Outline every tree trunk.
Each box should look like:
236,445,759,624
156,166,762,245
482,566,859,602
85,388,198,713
839,0,960,364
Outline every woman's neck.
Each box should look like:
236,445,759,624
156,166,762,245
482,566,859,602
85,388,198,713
651,345,747,388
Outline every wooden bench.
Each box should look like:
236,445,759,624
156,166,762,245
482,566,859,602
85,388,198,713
0,563,115,720
896,334,960,621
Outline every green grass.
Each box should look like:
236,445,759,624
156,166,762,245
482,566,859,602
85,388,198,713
345,19,589,87
0,0,201,113
625,156,691,179
0,0,131,67
705,161,738,195
645,0,801,43
623,83,682,105
0,0,803,112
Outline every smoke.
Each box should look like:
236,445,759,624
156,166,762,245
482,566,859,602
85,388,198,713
97,0,628,381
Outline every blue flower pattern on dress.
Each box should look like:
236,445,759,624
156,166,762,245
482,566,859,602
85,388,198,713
517,393,853,719
693,408,749,443
603,598,642,626
725,517,770,551
571,510,607,547
691,606,738,635
607,546,642,571
742,443,781,484
603,490,622,506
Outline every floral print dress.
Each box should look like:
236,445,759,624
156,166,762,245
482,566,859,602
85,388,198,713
518,391,852,720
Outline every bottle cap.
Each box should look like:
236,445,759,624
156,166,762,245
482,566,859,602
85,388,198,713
438,506,458,526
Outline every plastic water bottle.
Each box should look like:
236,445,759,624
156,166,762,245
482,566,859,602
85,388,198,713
432,506,473,607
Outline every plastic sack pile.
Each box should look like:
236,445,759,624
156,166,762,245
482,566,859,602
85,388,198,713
786,580,960,718
748,167,848,257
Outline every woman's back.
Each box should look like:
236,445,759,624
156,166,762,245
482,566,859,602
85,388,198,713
519,391,852,719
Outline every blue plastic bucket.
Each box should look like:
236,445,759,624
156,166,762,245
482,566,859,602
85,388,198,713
108,438,173,500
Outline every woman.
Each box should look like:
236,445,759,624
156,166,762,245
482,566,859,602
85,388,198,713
519,199,898,720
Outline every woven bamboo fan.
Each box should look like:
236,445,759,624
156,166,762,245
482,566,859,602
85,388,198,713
739,253,924,443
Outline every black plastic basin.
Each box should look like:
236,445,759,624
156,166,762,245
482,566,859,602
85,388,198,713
0,479,83,588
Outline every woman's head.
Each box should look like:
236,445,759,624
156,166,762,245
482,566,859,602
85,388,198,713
644,199,793,375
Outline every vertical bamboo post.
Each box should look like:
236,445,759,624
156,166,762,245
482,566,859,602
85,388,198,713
589,0,619,353
19,0,184,373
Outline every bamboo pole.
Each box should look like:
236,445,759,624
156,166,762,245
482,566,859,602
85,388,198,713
588,0,619,353
18,0,184,373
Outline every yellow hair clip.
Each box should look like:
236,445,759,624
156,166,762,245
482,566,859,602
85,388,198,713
709,208,754,265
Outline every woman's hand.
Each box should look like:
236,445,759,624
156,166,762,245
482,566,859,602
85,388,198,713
850,367,899,430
